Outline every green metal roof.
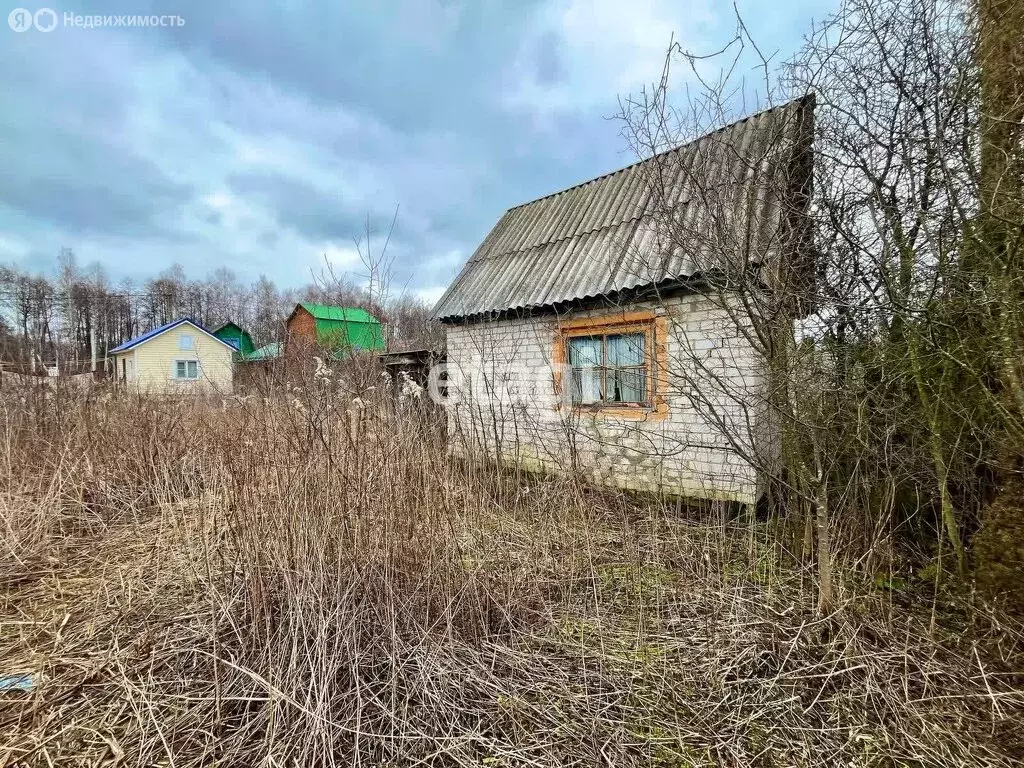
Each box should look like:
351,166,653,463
299,303,379,324
213,322,256,356
245,342,282,361
286,303,385,352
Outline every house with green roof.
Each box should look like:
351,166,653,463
286,303,385,354
212,322,256,359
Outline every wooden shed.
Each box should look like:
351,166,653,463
286,303,385,354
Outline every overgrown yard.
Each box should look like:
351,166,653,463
1,386,1022,766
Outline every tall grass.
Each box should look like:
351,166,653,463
1,381,1022,766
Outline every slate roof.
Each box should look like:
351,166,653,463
432,96,814,321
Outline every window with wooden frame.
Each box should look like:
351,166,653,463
567,332,647,405
554,311,668,418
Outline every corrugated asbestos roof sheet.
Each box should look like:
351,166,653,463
433,97,813,321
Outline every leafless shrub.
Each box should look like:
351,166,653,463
0,386,1021,766
611,0,1024,611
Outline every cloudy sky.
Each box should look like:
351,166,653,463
1,0,833,304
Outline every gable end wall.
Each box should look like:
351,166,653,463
287,307,317,344
127,326,234,394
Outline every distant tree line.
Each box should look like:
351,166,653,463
0,250,441,372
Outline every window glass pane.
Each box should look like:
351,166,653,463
608,367,646,403
572,366,603,403
568,336,601,367
607,333,644,367
179,333,194,351
187,361,198,378
568,336,603,403
176,361,186,378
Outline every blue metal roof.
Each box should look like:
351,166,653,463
108,318,234,354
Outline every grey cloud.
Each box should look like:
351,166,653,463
3,0,825,293
226,171,379,242
1,1,589,288
0,173,191,238
0,110,194,238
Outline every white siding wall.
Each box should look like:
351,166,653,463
444,293,771,505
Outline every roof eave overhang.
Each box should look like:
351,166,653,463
436,274,726,325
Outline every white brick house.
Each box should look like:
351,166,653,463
432,99,814,506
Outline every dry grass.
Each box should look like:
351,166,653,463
0,382,1022,767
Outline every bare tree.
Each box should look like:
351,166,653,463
612,0,1024,607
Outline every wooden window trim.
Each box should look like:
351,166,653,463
552,310,669,421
